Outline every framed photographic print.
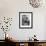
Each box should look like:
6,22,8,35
19,12,33,29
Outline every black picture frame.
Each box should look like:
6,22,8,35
19,12,33,29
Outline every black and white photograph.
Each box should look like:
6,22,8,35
19,12,33,29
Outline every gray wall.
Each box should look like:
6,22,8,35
0,0,46,40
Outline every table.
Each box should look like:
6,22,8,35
14,40,46,46
5,39,46,46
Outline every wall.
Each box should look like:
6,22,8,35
0,0,46,40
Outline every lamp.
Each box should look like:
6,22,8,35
29,0,45,8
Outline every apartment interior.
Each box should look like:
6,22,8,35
0,0,46,46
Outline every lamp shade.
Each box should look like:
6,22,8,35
29,0,44,8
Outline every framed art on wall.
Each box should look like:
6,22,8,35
19,12,33,29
